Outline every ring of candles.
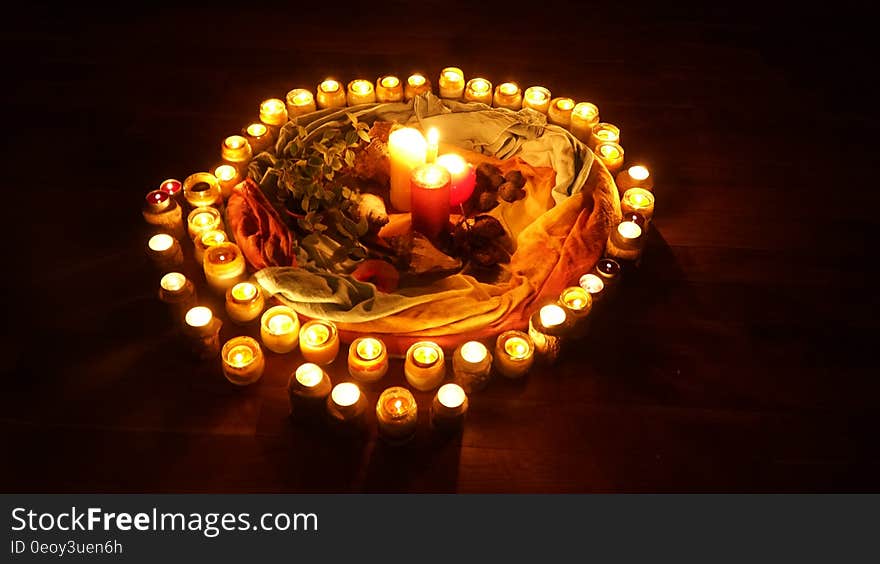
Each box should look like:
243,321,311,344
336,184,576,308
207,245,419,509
221,336,265,385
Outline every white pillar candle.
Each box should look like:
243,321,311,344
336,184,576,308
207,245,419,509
346,79,376,105
493,82,522,110
570,102,599,143
225,281,265,324
203,242,247,293
286,88,317,117
438,67,465,99
260,305,300,354
376,75,404,102
299,320,340,365
493,330,534,379
522,86,552,114
404,341,446,391
451,340,493,393
288,362,332,419
387,127,427,211
431,383,468,431
547,97,575,127
376,386,418,444
316,79,346,109
464,78,493,104
221,336,265,386
347,337,389,384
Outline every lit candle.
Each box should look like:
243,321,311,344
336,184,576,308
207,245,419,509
183,306,222,359
528,304,568,361
621,187,655,222
299,320,339,365
243,122,272,154
410,163,451,241
387,127,427,211
193,229,227,264
183,172,223,209
146,233,183,271
578,273,607,304
221,336,265,386
559,286,592,335
225,281,265,325
203,242,247,293
158,272,196,325
159,178,183,205
493,330,535,379
616,164,654,193
451,340,493,393
606,214,646,263
435,153,477,207
375,75,404,102
213,164,240,200
316,79,346,109
346,79,376,105
143,189,185,240
187,206,223,240
431,383,468,431
288,362,332,420
220,136,253,172
376,386,418,445
493,82,522,110
286,88,317,117
347,336,388,384
326,382,367,432
426,127,439,164
404,73,431,100
570,102,599,143
404,341,446,391
438,67,465,99
547,97,575,127
592,257,621,292
259,98,288,127
464,78,493,104
589,122,620,149
522,86,552,114
594,142,625,174
260,305,300,354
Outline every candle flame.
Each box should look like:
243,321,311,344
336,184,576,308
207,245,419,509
573,102,598,119
408,74,426,87
246,123,268,137
356,338,383,361
331,382,360,407
624,188,654,210
436,153,467,175
380,76,400,88
260,98,285,113
470,78,490,93
539,304,566,328
192,212,216,228
598,143,621,159
628,165,650,181
206,245,237,264
185,306,212,328
148,233,174,252
442,67,463,83
525,87,549,104
499,82,519,95
200,229,227,248
224,135,246,149
561,287,590,311
412,164,450,188
214,164,237,182
437,383,466,409
290,89,313,105
460,341,488,364
304,323,331,346
412,343,440,367
555,98,575,111
503,336,531,360
160,272,186,292
617,221,642,240
295,363,324,388
231,282,257,302
579,273,605,294
320,79,340,93
227,344,255,368
267,314,295,335
350,79,372,94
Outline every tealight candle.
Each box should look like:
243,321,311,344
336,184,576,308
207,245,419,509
404,73,431,100
438,67,465,99
203,242,247,293
220,136,253,172
259,98,288,127
316,79,346,109
288,362,332,420
183,172,223,209
435,153,477,207
589,122,620,149
522,86,552,114
243,123,272,154
493,330,535,379
260,305,300,354
158,272,196,325
225,281,265,325
606,214,646,263
183,306,222,359
410,164,451,241
193,229,227,264
592,258,621,292
213,164,240,200
387,127,427,211
143,189,185,240
376,387,418,445
621,187,655,222
221,336,265,386
299,320,340,365
158,178,184,207
375,75,404,102
187,206,224,240
616,164,654,193
326,382,367,433
426,127,439,164
570,102,599,143
559,286,592,335
547,97,575,127
346,79,376,105
404,341,446,391
347,337,389,384
594,142,625,174
528,304,568,361
146,233,183,271
464,78,493,104
452,340,493,393
431,383,468,431
286,88,317,117
493,82,523,110
578,273,607,304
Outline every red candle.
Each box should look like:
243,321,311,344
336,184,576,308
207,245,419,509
436,153,477,206
410,164,451,240
159,178,182,197
145,189,170,212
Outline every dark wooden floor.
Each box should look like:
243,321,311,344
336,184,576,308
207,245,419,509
2,3,877,492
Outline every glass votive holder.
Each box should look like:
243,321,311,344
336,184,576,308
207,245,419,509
621,187,655,223
376,386,418,445
431,383,468,432
142,189,185,240
213,164,240,200
158,272,196,326
493,82,522,110
595,142,625,174
299,320,340,365
570,102,599,143
146,233,183,271
243,123,272,155
183,306,222,359
203,242,247,294
579,273,607,305
225,281,265,325
606,213,647,264
220,136,253,173
158,178,183,204
286,88,317,117
259,98,288,128
528,304,569,362
464,78,493,104
347,79,376,105
451,341,493,393
375,75,404,102
547,97,575,127
438,67,465,99
616,164,653,193
326,382,367,435
187,206,224,241
288,362,332,420
589,122,620,149
592,258,622,292
260,305,300,354
558,286,592,336
404,341,446,391
493,330,535,379
183,172,222,209
193,229,227,265
522,86,552,114
404,73,431,100
347,337,388,385
221,336,265,386
316,79,346,109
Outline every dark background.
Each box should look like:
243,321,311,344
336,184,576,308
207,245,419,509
2,2,877,492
